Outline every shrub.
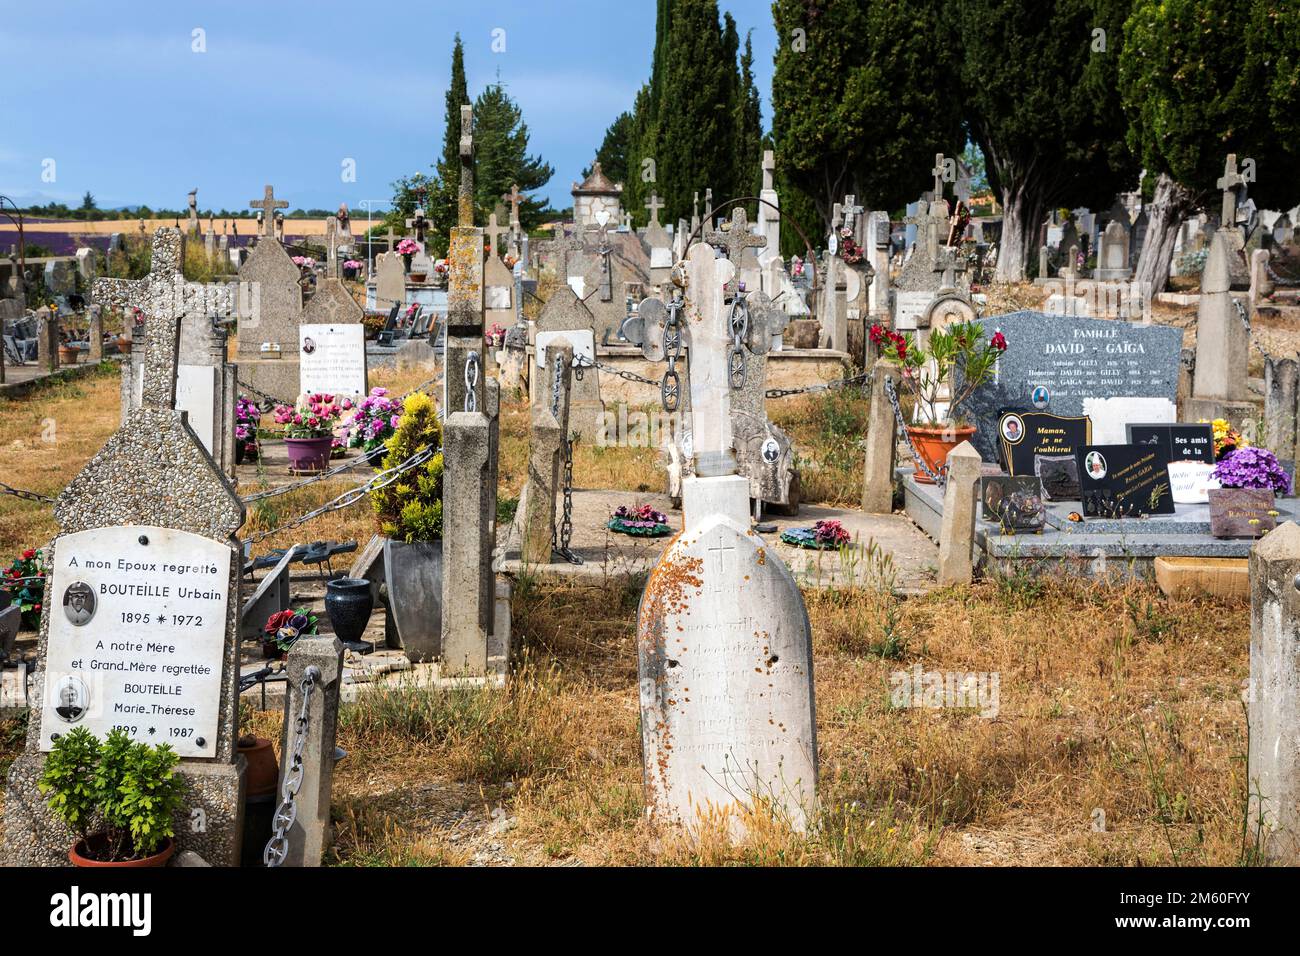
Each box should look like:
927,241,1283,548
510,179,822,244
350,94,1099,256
371,392,444,542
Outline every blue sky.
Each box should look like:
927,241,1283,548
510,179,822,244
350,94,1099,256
0,0,777,215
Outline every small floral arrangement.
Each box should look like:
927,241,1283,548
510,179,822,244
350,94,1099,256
838,227,863,264
4,547,46,631
1200,418,1249,460
791,255,805,278
396,238,420,256
235,395,261,460
502,253,518,269
343,259,362,269
272,393,348,439
343,387,403,453
130,306,145,327
608,504,673,537
781,520,853,550
871,320,1007,427
262,607,319,656
291,255,317,269
433,259,448,275
486,323,506,345
1213,447,1291,496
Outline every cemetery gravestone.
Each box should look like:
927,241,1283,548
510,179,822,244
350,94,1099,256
299,323,367,399
235,214,304,403
963,310,1183,462
4,301,247,866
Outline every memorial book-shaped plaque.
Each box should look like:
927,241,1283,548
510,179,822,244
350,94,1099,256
40,525,231,758
1077,444,1176,518
997,411,1091,501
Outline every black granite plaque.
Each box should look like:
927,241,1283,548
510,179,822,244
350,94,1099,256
1077,443,1176,518
998,411,1092,480
1125,422,1215,464
961,311,1183,461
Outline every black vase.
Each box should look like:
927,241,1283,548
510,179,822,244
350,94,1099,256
325,577,374,652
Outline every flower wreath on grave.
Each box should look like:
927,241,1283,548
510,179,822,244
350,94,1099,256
780,519,851,550
262,607,320,659
608,504,673,537
838,226,864,264
3,547,46,631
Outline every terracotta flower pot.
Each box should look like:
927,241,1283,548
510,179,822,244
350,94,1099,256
70,834,174,868
906,425,977,484
58,346,79,365
237,735,279,798
285,436,333,473
114,336,132,354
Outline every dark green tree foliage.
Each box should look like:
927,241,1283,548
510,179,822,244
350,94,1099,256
771,0,964,236
1119,0,1300,290
585,111,634,185
734,32,765,216
955,0,1138,281
425,34,470,254
472,82,554,231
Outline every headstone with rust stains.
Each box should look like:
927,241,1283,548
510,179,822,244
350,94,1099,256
635,243,817,834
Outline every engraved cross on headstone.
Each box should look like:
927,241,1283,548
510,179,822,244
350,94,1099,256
706,532,736,592
704,208,766,297
1217,153,1245,228
646,193,664,227
458,105,475,228
250,185,288,239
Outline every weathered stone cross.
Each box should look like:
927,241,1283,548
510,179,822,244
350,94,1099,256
486,213,509,258
646,193,664,227
458,104,475,228
931,153,948,201
704,207,766,297
762,149,775,192
1217,153,1245,228
552,224,585,279
385,226,397,252
250,185,288,238
842,194,863,232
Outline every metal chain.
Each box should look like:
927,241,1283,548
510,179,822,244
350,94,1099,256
463,351,480,413
1233,297,1274,362
573,356,661,389
0,482,56,504
237,379,293,410
766,370,874,399
263,666,318,868
241,454,374,503
245,445,435,544
1266,262,1300,287
884,375,946,486
727,295,749,390
662,297,683,412
552,433,582,565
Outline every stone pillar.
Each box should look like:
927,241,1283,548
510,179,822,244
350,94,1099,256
36,307,58,372
441,411,492,676
1264,356,1299,464
521,341,573,564
1190,231,1250,409
275,636,344,867
87,305,104,363
937,441,981,586
1248,521,1300,863
1038,245,1049,279
862,358,900,513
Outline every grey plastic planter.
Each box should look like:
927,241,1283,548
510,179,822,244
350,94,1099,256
382,538,443,662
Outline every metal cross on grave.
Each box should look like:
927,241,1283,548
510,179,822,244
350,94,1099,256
250,185,288,239
645,192,664,228
458,104,475,228
704,207,766,297
486,213,509,258
1217,153,1246,229
405,207,430,248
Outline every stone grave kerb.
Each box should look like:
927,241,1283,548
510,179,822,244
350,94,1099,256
4,306,246,866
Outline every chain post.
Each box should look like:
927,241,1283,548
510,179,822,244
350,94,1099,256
263,665,319,867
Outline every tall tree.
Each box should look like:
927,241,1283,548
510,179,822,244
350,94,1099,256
956,0,1139,281
472,81,554,231
1120,0,1300,292
771,0,964,235
585,111,633,186
734,32,764,216
425,34,470,253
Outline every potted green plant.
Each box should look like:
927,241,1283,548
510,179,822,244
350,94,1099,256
870,320,1007,484
273,393,346,473
39,727,186,867
370,392,444,662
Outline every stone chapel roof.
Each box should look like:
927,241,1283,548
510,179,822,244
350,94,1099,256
572,161,622,196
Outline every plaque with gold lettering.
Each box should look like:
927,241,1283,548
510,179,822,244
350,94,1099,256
1077,444,1176,518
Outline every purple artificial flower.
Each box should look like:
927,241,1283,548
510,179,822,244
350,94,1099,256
1212,447,1292,496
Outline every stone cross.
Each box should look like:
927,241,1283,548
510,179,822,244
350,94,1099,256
486,213,509,258
325,215,339,276
762,149,775,192
682,243,737,475
703,187,714,223
704,208,766,297
458,104,475,228
385,226,397,252
645,193,664,227
506,183,522,253
522,338,574,564
250,185,288,238
931,153,948,200
842,195,863,232
552,224,585,279
1217,153,1245,228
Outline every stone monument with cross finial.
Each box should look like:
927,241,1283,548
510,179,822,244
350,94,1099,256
634,242,817,834
756,149,781,270
484,212,515,330
236,189,306,403
704,207,766,299
535,224,603,441
1214,153,1252,289
506,182,523,257
4,273,249,866
644,192,673,286
895,157,970,332
250,184,288,240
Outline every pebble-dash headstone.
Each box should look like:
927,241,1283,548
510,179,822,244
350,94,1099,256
4,294,247,866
